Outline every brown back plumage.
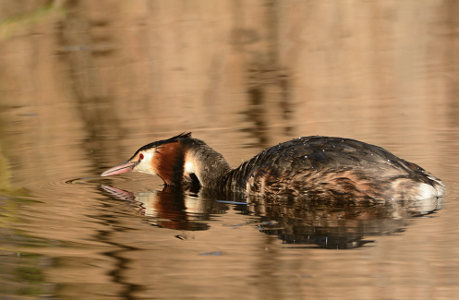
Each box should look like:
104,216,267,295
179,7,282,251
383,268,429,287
224,136,444,201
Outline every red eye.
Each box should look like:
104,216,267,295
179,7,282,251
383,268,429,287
139,153,144,160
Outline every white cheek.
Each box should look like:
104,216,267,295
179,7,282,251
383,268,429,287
185,161,195,174
184,156,201,183
135,151,156,175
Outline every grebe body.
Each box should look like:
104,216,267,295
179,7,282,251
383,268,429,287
101,133,444,202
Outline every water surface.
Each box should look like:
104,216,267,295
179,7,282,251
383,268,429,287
0,1,458,299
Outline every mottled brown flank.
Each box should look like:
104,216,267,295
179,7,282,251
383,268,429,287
245,168,387,201
152,142,184,185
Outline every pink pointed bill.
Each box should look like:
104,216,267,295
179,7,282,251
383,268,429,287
101,161,136,176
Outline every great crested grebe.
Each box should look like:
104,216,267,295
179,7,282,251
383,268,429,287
101,133,445,201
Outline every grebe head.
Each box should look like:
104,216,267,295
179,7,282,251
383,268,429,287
101,133,190,185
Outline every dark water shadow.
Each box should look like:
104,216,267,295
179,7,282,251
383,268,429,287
239,196,441,249
100,184,442,250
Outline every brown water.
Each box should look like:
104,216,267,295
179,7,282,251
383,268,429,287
0,1,458,299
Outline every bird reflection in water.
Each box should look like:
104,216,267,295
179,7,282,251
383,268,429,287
101,184,442,249
101,185,228,231
249,195,441,249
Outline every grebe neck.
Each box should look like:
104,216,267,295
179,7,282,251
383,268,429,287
182,138,231,189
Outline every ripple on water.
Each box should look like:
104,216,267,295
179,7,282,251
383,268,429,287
0,175,146,253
